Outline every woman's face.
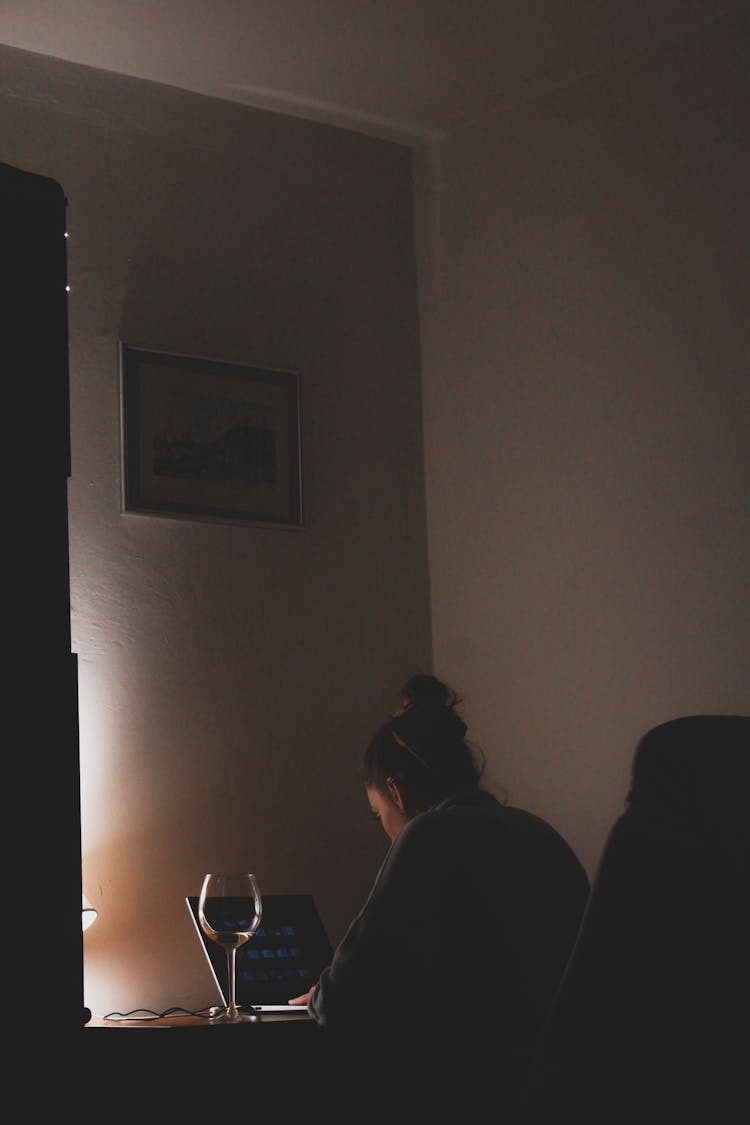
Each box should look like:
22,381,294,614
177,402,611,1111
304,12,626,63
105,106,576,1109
366,783,410,841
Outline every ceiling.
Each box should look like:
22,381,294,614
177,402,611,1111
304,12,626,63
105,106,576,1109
0,0,743,142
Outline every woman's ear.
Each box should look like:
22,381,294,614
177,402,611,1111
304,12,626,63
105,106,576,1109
386,776,405,812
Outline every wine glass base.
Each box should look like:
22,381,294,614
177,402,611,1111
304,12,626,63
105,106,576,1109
207,1005,260,1023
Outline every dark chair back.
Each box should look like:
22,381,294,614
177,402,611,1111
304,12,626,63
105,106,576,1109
522,714,750,1123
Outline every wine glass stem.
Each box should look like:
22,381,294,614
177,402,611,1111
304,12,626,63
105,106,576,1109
227,947,239,1019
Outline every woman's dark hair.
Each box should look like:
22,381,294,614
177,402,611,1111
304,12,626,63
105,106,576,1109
362,674,485,813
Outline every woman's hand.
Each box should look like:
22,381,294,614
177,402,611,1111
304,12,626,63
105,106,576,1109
287,988,314,1006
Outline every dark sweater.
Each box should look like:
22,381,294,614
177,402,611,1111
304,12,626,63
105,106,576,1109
308,786,589,1098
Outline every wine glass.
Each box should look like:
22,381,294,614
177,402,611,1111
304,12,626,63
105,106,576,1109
198,872,263,1023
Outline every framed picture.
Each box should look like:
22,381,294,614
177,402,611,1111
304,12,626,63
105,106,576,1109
119,344,303,528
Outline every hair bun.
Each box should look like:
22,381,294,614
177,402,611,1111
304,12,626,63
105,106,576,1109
400,673,457,713
393,674,467,748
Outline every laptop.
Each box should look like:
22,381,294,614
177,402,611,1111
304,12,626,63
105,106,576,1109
186,893,334,1014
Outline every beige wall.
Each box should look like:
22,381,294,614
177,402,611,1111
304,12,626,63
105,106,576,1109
1,47,431,1017
416,8,750,875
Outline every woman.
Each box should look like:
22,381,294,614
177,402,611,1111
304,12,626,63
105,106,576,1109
290,675,589,1102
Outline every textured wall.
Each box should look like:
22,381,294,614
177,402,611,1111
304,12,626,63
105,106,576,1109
1,46,431,1016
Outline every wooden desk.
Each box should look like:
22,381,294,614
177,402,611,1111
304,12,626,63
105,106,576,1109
81,1007,335,1100
81,1010,484,1117
80,1012,349,1113
86,1010,312,1028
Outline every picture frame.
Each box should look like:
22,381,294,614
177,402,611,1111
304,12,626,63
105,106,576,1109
119,344,303,528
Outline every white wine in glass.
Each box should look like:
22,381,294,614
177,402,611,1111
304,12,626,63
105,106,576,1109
198,873,262,1023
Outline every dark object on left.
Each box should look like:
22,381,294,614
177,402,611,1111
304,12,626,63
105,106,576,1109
3,160,83,1032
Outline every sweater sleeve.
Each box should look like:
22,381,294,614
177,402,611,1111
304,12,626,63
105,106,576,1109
308,815,452,1031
